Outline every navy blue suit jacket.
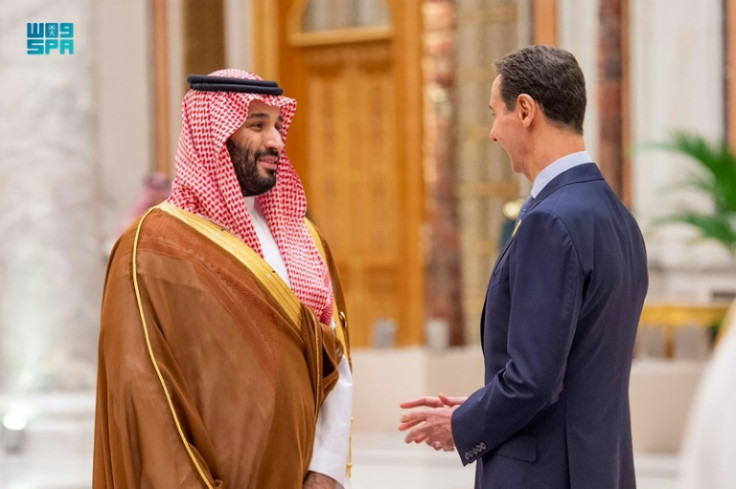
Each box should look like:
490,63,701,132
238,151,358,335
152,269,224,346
452,163,648,489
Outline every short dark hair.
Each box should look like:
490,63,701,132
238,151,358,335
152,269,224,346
495,45,586,134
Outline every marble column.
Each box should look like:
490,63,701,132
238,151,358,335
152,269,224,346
0,0,100,391
597,0,625,200
632,0,729,274
422,0,464,345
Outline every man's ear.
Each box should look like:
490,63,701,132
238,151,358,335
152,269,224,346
516,94,537,128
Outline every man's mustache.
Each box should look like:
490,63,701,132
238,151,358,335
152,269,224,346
255,148,280,160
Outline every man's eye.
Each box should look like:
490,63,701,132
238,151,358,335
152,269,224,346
250,123,263,129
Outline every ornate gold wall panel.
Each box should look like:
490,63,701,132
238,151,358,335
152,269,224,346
301,44,402,347
182,0,225,84
255,0,424,347
456,0,522,342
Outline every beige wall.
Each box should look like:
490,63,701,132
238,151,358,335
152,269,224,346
352,347,485,432
631,0,733,290
557,0,599,164
94,0,153,242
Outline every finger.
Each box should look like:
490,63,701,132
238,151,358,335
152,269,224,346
404,429,422,444
413,432,429,444
404,426,420,443
405,427,429,444
398,412,427,428
399,412,425,423
400,396,443,409
430,440,448,451
398,419,423,431
439,393,465,406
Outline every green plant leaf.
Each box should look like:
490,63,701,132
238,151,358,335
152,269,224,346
644,131,736,256
658,212,736,253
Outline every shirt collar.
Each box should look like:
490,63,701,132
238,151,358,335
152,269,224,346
244,196,256,213
531,151,592,198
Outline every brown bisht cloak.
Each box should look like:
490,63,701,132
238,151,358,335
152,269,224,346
93,203,348,488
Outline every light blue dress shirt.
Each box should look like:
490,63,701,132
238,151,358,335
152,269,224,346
530,151,593,198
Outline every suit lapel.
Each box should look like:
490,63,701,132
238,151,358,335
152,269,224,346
481,163,605,344
492,163,603,269
492,218,522,270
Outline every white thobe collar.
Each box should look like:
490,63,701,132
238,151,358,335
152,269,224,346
244,196,291,287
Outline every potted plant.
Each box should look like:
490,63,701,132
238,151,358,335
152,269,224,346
646,131,736,339
648,131,736,256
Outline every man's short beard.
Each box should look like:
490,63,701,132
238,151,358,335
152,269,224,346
226,139,279,197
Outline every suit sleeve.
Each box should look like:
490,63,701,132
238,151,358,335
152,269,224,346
451,211,584,465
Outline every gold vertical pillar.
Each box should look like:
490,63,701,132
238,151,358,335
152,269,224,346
182,0,226,84
728,0,736,149
392,0,425,346
251,0,281,80
153,0,171,175
532,0,557,45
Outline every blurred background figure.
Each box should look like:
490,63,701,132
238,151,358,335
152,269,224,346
117,172,172,235
499,198,523,249
680,304,736,489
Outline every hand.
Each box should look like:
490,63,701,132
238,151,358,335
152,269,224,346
303,471,336,489
400,394,467,409
398,394,467,451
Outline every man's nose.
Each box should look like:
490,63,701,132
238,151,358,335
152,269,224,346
266,127,285,152
489,128,498,142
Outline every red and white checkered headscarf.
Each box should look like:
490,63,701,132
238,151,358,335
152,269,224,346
168,69,333,325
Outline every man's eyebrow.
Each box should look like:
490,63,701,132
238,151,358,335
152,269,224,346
246,113,284,123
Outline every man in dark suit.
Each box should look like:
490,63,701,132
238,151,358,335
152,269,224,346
399,45,648,489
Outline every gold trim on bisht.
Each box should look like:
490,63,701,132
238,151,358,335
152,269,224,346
304,218,350,362
132,207,215,489
156,201,302,328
